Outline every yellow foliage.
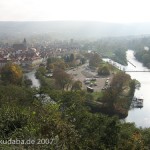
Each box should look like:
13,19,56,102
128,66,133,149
10,65,22,78
1,63,23,85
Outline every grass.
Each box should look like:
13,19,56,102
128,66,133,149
91,92,103,101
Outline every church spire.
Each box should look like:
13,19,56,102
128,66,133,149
23,38,27,46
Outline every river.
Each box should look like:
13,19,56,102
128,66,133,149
125,50,150,128
25,70,40,88
104,50,150,127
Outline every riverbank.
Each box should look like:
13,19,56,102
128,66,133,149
125,50,150,127
87,72,135,119
134,49,150,69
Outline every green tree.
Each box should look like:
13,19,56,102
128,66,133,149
0,85,35,106
37,66,47,76
24,75,32,87
112,50,127,66
142,53,150,66
118,123,144,150
47,63,54,72
35,66,47,79
98,65,110,76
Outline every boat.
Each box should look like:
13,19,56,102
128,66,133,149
132,97,143,108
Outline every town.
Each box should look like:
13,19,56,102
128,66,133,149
0,38,80,71
0,38,118,94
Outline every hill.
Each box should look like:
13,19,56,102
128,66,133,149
1,21,150,40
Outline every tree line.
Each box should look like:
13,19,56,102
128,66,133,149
135,49,150,68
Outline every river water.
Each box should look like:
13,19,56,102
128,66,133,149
25,70,40,88
104,50,150,127
125,50,150,128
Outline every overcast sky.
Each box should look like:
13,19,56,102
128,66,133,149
0,0,150,23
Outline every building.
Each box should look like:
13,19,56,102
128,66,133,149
13,38,27,51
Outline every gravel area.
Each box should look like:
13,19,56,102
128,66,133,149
67,64,113,92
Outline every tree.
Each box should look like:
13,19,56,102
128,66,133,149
70,53,75,62
89,53,102,67
1,63,23,85
55,62,66,70
98,66,110,76
53,68,72,90
35,66,47,79
37,66,47,76
47,64,54,72
46,57,59,66
112,50,127,66
118,123,144,150
81,57,86,64
111,72,130,93
24,75,32,87
71,80,82,91
64,54,75,62
142,53,150,66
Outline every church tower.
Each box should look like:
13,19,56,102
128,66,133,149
22,38,28,50
23,38,27,47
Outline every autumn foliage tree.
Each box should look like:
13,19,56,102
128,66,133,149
47,57,67,70
53,68,72,90
71,80,82,91
1,63,23,85
111,72,131,93
89,53,102,67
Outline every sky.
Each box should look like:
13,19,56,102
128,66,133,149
0,0,150,23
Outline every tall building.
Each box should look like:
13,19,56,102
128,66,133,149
13,38,27,51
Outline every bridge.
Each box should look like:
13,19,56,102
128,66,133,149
123,60,150,72
125,71,150,72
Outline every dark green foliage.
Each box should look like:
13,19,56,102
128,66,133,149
35,66,47,77
129,79,136,96
64,53,75,62
0,105,28,139
24,75,32,87
80,57,86,64
0,72,149,149
118,123,144,150
47,57,60,65
135,50,150,68
141,128,150,149
98,65,110,76
111,50,127,66
0,85,35,106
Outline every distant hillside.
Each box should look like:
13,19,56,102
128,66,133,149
0,21,150,40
